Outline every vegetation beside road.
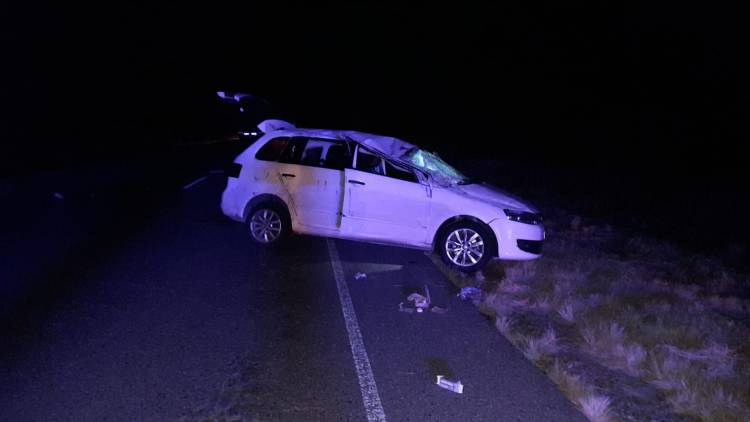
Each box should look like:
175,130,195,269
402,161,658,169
434,212,750,421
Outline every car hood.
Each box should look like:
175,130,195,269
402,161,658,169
447,182,539,213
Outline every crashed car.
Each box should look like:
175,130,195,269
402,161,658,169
221,120,544,272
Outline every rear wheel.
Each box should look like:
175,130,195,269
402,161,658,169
246,205,288,244
439,221,494,272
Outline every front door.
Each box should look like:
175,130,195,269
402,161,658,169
342,146,430,246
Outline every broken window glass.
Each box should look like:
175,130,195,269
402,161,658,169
406,149,471,186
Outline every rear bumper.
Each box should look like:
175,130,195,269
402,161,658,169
220,178,247,222
488,218,545,260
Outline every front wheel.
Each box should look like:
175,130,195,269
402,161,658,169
246,206,287,244
439,221,494,272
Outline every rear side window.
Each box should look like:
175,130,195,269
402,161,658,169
279,137,351,170
255,137,290,161
385,160,419,183
355,148,384,175
278,137,306,164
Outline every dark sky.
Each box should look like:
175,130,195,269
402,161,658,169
2,1,747,175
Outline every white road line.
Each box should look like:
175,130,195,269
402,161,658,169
182,175,208,190
326,239,387,422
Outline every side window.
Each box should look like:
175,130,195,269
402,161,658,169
385,160,419,183
278,137,307,164
320,141,350,170
280,137,351,170
355,147,384,175
255,137,290,161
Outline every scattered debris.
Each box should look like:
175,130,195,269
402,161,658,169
401,285,448,314
436,375,464,394
53,192,64,200
458,286,482,301
407,293,430,309
354,272,367,280
398,302,415,313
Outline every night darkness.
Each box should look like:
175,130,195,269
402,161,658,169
2,1,748,251
3,3,750,420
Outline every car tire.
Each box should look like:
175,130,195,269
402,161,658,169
245,203,290,245
438,220,494,273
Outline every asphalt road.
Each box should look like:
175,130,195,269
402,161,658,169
1,164,585,421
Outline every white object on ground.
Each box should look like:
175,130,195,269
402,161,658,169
436,375,464,394
354,272,367,280
407,293,430,309
398,302,415,313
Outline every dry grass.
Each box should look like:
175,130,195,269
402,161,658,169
548,360,614,422
442,211,750,421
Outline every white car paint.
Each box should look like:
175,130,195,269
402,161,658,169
221,125,545,262
341,167,431,246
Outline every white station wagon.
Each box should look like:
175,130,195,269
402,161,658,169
221,120,544,272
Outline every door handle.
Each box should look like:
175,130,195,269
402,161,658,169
348,180,365,185
281,173,296,178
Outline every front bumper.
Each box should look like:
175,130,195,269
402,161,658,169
488,218,545,260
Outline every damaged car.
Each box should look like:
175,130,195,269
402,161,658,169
221,120,544,272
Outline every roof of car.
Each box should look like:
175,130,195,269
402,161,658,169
271,127,417,161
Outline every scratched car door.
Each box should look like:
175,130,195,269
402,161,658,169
277,137,349,232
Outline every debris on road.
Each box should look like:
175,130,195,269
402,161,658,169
458,286,482,301
398,302,415,313
401,285,449,314
354,272,367,280
436,375,464,394
53,192,64,200
407,293,430,309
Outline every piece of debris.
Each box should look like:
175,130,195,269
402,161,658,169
458,286,482,301
431,306,448,314
436,375,464,394
407,292,430,309
354,272,367,280
53,192,64,200
398,302,415,313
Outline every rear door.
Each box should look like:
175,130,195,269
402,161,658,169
342,146,430,246
276,137,350,232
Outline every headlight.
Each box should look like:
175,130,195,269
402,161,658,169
504,209,543,225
